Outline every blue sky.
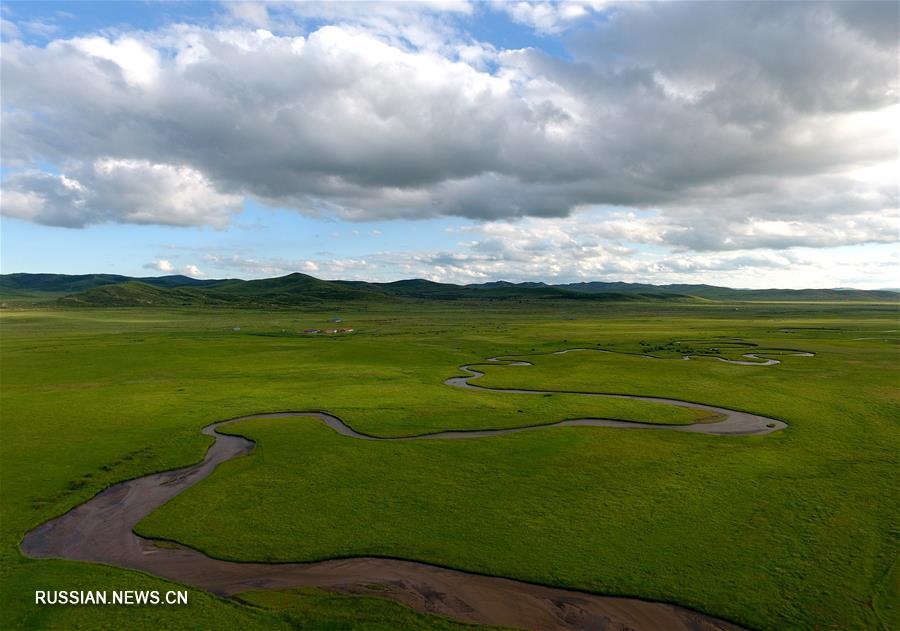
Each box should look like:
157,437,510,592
1,201,465,280
2,1,572,50
1,1,897,287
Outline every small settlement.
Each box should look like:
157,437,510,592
302,316,352,335
304,326,354,335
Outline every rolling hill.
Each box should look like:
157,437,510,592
553,281,899,301
55,282,215,307
1,272,895,307
53,274,686,307
0,273,230,303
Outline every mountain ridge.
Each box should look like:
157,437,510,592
1,272,896,306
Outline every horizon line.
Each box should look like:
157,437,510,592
2,270,897,293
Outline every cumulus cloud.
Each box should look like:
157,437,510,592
185,208,799,283
495,1,604,34
1,160,242,228
222,0,476,55
190,210,897,288
145,259,175,273
202,252,370,278
144,259,206,277
0,1,896,255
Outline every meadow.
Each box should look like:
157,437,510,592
1,301,897,630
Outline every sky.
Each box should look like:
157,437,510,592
1,1,897,288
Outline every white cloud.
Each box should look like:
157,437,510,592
201,252,371,278
144,259,206,277
0,2,896,259
68,36,160,87
192,236,899,289
497,1,603,34
146,259,175,273
224,2,271,29
1,159,243,228
1,17,20,39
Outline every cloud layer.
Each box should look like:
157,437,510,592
1,1,897,257
165,206,898,288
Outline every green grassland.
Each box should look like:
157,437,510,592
1,302,898,630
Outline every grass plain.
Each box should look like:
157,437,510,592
1,301,897,630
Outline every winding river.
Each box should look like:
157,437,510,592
21,348,801,631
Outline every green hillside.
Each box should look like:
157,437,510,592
556,281,899,301
58,282,216,307
0,273,130,294
2,272,895,308
203,273,383,303
0,273,228,304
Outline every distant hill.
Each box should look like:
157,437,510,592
140,274,231,288
469,280,549,290
203,273,383,304
347,278,656,301
552,281,899,302
57,282,217,307
1,272,895,307
55,274,691,307
0,273,132,295
0,272,228,301
55,274,380,307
